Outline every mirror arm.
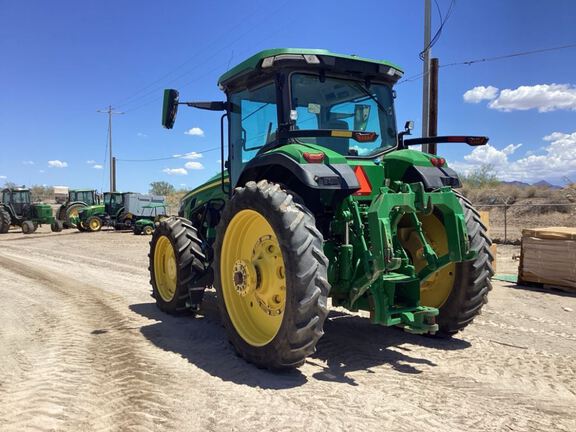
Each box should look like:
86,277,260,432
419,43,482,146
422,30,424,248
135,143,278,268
183,101,231,111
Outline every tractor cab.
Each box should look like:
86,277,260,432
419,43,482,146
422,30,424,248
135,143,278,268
104,192,124,216
2,188,31,216
69,189,99,206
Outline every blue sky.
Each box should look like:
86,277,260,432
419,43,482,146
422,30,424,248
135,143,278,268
1,0,575,192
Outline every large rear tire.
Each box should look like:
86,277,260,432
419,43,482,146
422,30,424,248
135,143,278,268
65,203,86,228
213,180,329,370
149,217,207,314
404,193,493,335
435,194,494,335
0,208,11,233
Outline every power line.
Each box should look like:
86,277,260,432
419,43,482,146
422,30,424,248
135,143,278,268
116,146,220,162
398,42,576,85
115,0,292,111
419,0,456,60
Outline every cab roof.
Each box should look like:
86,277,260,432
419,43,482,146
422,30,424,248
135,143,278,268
217,48,403,90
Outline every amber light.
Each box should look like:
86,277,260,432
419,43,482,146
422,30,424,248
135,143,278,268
352,166,372,196
303,152,325,163
352,132,378,142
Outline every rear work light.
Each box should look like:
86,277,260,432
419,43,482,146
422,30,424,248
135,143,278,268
352,166,372,196
430,157,446,167
303,152,325,163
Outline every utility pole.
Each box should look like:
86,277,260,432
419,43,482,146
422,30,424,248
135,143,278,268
97,105,124,192
428,57,439,154
421,0,432,151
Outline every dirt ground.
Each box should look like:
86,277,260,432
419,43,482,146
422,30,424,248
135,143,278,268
0,227,575,432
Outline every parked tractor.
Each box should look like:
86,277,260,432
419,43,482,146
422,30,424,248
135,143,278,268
148,49,494,369
77,191,125,232
0,187,63,234
57,189,100,229
133,204,168,235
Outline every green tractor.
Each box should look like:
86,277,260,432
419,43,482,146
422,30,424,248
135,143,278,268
133,204,168,235
77,191,125,232
148,49,494,369
0,187,63,234
57,189,100,229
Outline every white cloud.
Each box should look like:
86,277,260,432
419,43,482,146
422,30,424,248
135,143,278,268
463,86,499,103
48,160,68,168
137,132,148,138
39,170,45,173
488,84,576,112
184,127,205,137
455,132,576,181
23,160,35,165
0,175,6,179
163,168,188,176
184,161,204,170
86,160,96,164
93,164,103,169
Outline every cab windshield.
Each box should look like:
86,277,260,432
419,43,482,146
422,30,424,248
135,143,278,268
290,73,397,156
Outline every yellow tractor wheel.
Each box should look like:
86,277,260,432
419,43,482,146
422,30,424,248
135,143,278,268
214,180,329,370
149,217,207,313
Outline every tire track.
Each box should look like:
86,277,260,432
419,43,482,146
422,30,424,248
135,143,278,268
0,253,179,432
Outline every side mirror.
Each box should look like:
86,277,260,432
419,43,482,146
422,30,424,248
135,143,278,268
162,89,180,129
404,120,414,133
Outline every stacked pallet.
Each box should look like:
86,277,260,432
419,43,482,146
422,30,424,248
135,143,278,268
518,227,576,292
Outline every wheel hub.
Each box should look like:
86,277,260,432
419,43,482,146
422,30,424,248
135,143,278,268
232,260,257,297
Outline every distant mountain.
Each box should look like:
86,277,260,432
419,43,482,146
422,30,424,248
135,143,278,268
502,180,531,188
502,180,562,189
532,180,562,189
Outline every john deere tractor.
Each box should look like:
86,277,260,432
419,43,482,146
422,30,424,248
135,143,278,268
57,189,99,229
148,49,493,369
0,187,63,234
77,191,124,232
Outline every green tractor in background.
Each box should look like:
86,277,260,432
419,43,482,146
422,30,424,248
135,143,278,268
77,191,125,232
149,49,494,369
133,204,168,235
57,189,100,229
0,187,63,234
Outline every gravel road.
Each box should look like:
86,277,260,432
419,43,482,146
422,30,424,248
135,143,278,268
0,226,575,432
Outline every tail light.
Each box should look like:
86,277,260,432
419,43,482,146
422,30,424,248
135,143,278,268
303,152,325,163
430,157,446,167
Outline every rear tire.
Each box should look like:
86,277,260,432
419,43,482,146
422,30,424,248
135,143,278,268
0,208,10,233
213,180,330,370
149,217,207,314
435,194,494,335
65,203,86,228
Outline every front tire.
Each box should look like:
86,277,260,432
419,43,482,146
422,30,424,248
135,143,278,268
149,217,207,314
86,216,103,232
213,180,329,370
51,219,63,232
21,220,35,234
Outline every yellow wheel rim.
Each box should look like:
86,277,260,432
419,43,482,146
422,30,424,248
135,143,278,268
144,226,153,235
400,214,456,308
220,209,286,347
154,236,178,302
89,218,101,230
